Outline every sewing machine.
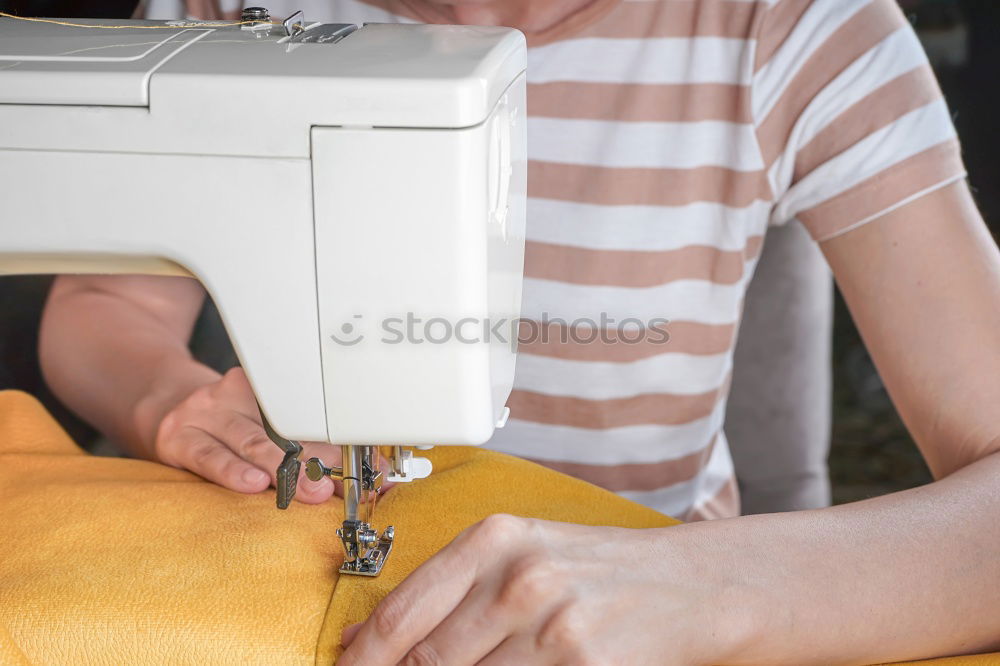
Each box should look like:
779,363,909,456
0,10,527,576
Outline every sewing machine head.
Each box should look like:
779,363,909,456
0,9,527,575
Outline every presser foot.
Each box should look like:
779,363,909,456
337,521,395,577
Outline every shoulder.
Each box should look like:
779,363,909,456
753,0,916,102
755,0,909,51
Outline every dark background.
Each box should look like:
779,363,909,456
0,0,997,502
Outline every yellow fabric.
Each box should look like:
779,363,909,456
0,390,995,665
0,391,674,664
910,653,1000,666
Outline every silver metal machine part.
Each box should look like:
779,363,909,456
281,10,305,37
241,7,270,23
301,446,396,576
335,445,394,576
288,23,358,45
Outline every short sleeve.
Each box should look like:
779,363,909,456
752,0,967,242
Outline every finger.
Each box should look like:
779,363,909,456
209,372,392,504
338,515,520,666
171,426,271,493
341,622,363,647
294,442,340,504
214,367,265,419
199,410,336,504
476,636,539,666
400,580,511,666
216,370,394,503
213,367,299,439
203,408,282,464
338,541,481,665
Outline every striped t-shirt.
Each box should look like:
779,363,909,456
155,0,966,520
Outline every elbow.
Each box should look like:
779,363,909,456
928,434,1000,480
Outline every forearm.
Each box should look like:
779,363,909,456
39,277,217,459
675,448,1000,665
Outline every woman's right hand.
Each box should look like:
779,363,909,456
154,366,342,503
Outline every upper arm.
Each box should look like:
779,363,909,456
822,182,1000,477
754,0,965,241
47,275,207,344
749,0,998,475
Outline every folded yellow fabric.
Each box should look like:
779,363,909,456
0,390,995,665
0,390,674,664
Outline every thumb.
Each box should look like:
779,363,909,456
341,622,363,647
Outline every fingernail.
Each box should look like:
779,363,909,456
242,468,268,485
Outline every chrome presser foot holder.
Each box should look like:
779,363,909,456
337,522,395,576
305,445,395,577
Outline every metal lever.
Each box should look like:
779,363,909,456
258,403,302,510
275,451,301,510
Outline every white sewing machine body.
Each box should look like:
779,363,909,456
0,17,528,448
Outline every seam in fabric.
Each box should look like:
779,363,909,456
314,505,343,666
814,172,968,243
748,1,777,203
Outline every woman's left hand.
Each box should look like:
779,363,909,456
337,514,750,665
